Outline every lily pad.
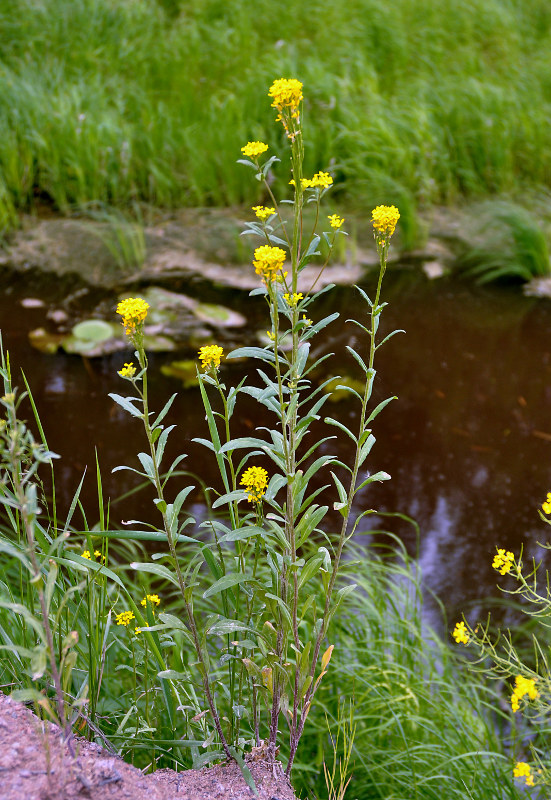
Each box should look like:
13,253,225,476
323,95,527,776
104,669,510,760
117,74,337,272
72,319,114,342
160,360,200,388
28,328,65,354
323,376,367,403
193,303,246,328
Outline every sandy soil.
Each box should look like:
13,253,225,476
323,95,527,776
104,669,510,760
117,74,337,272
0,692,298,800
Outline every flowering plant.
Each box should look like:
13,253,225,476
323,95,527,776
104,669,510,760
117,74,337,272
109,79,401,776
452,506,551,790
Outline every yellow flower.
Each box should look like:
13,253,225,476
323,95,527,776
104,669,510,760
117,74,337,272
116,297,149,336
302,314,312,326
310,172,333,189
115,610,135,627
240,466,269,503
141,593,161,609
328,214,344,229
253,245,287,283
514,762,534,786
241,141,269,159
198,345,224,371
511,675,538,712
452,621,469,645
135,628,142,635
492,547,514,575
252,205,276,222
94,550,105,562
371,205,400,242
283,292,303,307
118,362,136,378
81,550,91,560
268,78,303,115
542,492,551,514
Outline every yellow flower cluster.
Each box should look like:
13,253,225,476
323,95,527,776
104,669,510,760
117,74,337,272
328,214,344,229
118,362,136,378
310,172,333,189
198,345,224,371
252,205,276,221
371,205,400,241
116,297,149,336
542,492,551,514
511,675,538,712
268,78,303,115
141,593,161,608
81,549,105,562
240,466,269,503
452,621,469,645
253,245,287,283
241,141,269,159
513,762,534,787
115,610,135,627
492,548,514,575
284,292,303,307
291,172,333,190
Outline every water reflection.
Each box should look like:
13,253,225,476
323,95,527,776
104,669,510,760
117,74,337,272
2,269,551,630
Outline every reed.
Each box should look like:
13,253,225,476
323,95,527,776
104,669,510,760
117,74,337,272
1,0,551,227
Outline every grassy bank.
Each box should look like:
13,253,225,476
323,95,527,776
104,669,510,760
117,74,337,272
1,0,551,226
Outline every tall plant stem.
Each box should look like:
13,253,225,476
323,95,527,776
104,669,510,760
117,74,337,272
136,348,233,761
286,251,387,775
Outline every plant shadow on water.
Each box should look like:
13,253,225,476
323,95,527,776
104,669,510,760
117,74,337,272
2,267,551,631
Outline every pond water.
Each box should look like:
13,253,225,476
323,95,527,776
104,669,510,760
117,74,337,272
2,267,551,631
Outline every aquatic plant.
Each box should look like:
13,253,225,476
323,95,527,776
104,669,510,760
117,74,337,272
457,201,551,283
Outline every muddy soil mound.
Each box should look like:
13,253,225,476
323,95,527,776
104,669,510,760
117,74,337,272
0,692,297,800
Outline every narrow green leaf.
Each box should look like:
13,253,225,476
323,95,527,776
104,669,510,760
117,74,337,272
130,561,180,587
108,393,143,418
203,573,248,599
325,416,357,441
152,393,177,428
226,346,276,362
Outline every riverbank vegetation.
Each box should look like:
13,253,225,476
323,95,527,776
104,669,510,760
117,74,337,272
1,74,544,800
1,0,551,228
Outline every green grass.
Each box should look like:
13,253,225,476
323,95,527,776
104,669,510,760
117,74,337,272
1,0,551,225
294,539,524,800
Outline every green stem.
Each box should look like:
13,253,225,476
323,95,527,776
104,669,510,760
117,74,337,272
134,345,233,761
286,247,387,775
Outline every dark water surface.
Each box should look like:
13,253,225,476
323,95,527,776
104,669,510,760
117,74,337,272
3,268,551,628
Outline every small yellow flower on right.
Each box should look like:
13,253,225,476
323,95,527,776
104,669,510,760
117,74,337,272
284,292,303,308
513,762,534,787
452,621,469,644
542,491,551,514
492,547,514,575
240,466,269,503
118,362,136,378
116,297,149,336
328,214,344,229
252,245,287,284
268,78,303,116
252,205,275,222
141,593,161,609
198,345,224,371
241,141,269,159
115,610,135,627
371,205,400,245
510,675,538,713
